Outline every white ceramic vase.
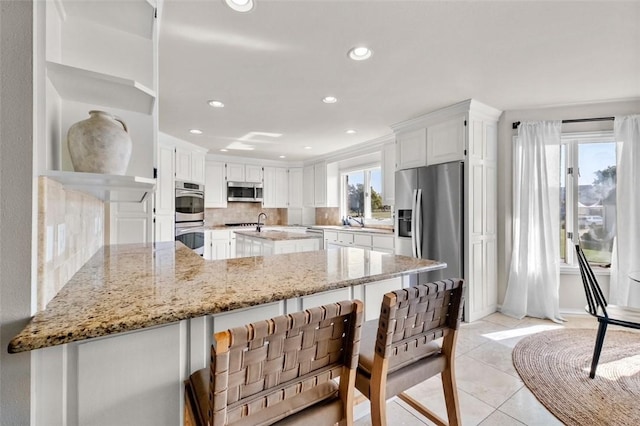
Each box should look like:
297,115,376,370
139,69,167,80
67,110,132,175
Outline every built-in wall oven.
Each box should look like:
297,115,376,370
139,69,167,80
175,181,205,255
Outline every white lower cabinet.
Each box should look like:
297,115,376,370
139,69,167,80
353,233,372,249
235,233,321,257
363,278,402,321
301,287,352,310
372,235,394,253
323,229,394,254
154,213,175,242
32,277,406,425
34,323,187,426
203,230,233,260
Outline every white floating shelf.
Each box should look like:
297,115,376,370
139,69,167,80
59,0,156,40
43,170,156,203
46,61,156,115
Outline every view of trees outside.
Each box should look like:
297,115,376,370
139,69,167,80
560,141,616,265
346,169,391,220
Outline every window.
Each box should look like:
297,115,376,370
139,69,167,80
342,167,392,225
560,132,617,266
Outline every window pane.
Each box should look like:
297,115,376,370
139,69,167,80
370,169,391,221
577,142,616,265
347,171,365,217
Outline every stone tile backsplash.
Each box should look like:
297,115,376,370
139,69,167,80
205,202,287,226
38,177,104,311
315,207,341,225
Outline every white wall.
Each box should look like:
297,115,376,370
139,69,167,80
497,98,640,311
0,1,34,423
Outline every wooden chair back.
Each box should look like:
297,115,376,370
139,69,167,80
375,279,465,366
575,244,608,317
358,278,465,426
210,300,363,425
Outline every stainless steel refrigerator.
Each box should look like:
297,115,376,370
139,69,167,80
395,161,464,283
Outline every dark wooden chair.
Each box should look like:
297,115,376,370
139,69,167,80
355,278,465,426
575,245,640,378
184,300,363,426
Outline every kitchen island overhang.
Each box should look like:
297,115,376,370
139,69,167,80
8,242,446,353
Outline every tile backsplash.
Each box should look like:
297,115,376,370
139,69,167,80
205,202,287,226
315,207,341,225
38,177,104,311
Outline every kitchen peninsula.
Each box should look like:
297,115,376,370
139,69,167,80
8,242,444,425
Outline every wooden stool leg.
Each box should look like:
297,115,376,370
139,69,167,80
369,356,388,426
441,366,461,426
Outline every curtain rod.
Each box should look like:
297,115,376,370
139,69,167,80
511,117,614,130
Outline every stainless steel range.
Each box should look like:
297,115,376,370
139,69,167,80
175,181,205,255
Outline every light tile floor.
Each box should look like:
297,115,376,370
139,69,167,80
354,312,607,426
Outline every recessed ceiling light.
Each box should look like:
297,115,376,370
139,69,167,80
348,46,372,61
189,129,203,135
322,96,338,104
224,0,254,12
304,146,312,150
346,129,357,134
208,100,225,108
279,155,286,159
220,149,228,152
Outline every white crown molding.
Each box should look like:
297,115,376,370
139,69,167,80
391,99,502,133
302,133,395,166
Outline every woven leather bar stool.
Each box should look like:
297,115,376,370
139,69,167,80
184,299,363,426
355,279,465,426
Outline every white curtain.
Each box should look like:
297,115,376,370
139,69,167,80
502,121,563,321
610,115,640,306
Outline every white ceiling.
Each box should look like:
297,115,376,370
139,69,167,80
158,1,640,161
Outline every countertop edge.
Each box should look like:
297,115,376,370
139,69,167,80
8,245,445,353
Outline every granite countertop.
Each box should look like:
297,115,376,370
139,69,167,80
8,242,444,353
234,230,322,241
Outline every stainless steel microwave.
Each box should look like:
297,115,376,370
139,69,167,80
227,181,263,203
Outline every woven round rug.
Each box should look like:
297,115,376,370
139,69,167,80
512,328,640,426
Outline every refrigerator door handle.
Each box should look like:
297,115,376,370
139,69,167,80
415,188,423,258
411,189,418,258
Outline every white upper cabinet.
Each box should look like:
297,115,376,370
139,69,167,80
226,163,245,182
303,165,315,207
275,167,289,208
175,147,205,184
190,152,205,184
245,165,263,183
288,168,303,208
205,161,227,208
382,142,396,205
303,162,338,208
156,141,175,216
226,163,262,183
262,167,289,208
395,128,427,170
427,116,466,165
175,148,191,182
313,163,327,207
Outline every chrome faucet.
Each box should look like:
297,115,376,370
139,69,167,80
348,215,365,228
257,212,267,232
